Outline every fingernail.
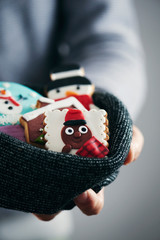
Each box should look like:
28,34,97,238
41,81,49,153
75,191,88,203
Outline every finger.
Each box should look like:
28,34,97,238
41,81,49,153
124,125,144,165
74,188,104,216
33,213,59,221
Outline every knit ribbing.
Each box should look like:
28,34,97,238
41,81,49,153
0,91,132,214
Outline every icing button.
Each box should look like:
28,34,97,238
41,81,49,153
30,92,37,98
2,83,10,88
30,104,36,109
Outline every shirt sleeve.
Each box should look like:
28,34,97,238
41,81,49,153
58,0,147,119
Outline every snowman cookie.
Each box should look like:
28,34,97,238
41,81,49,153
45,64,96,110
0,82,42,126
44,109,109,157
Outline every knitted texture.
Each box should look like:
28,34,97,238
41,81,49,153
0,91,132,214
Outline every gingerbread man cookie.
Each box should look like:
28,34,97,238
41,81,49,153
44,109,109,157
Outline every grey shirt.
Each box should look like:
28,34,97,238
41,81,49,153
0,0,146,119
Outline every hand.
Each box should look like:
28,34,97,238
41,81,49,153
74,188,104,216
33,188,104,220
124,125,144,165
33,212,60,221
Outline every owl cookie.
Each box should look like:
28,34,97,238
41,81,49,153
0,82,42,126
44,109,109,158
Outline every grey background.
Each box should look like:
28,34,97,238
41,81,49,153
72,0,160,239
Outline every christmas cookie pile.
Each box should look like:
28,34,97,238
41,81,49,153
0,65,110,158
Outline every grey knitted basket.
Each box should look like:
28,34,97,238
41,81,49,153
0,91,132,214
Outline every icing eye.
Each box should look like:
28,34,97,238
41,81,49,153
79,126,88,134
4,101,9,104
76,85,80,90
56,89,60,93
65,127,74,135
8,106,13,110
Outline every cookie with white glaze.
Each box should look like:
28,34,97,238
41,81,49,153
45,64,96,110
0,82,42,126
44,109,109,157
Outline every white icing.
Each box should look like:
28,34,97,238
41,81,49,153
39,97,55,104
30,104,36,109
82,109,108,146
30,92,37,98
50,68,85,81
0,99,22,114
47,84,94,99
44,109,108,153
89,103,100,110
22,97,86,121
0,113,21,125
44,109,68,152
2,83,10,88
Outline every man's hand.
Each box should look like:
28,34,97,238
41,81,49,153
33,125,144,221
124,125,144,165
74,188,104,216
33,213,60,221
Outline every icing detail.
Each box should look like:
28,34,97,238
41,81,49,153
47,85,94,100
76,136,109,158
63,108,86,126
2,82,10,88
65,127,74,135
30,92,37,98
82,109,108,146
50,68,85,81
0,96,20,106
0,98,22,115
44,109,68,151
18,94,28,101
23,97,86,122
79,125,88,134
89,103,100,111
0,114,21,125
30,104,36,109
38,97,55,104
34,133,45,145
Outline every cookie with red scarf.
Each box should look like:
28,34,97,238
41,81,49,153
44,108,109,158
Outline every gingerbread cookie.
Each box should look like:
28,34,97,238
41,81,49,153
20,97,86,147
44,109,109,157
0,82,42,126
36,97,55,108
